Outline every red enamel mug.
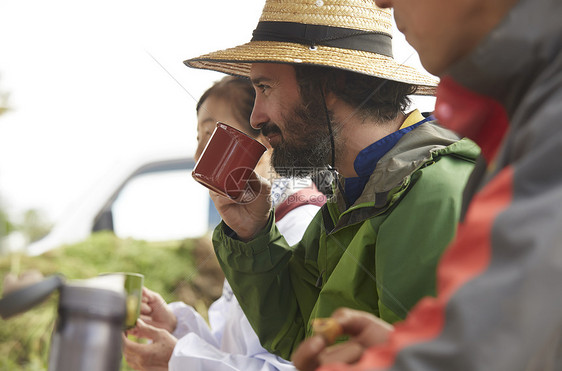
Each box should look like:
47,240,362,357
192,122,267,199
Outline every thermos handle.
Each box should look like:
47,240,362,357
0,274,65,319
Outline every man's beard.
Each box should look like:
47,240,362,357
262,98,340,178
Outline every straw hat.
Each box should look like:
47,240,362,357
185,0,438,95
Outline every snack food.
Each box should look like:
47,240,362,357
311,318,343,344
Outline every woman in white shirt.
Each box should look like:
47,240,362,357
123,76,325,371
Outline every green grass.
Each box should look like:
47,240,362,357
0,231,222,370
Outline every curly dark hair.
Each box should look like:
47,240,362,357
293,65,417,123
196,75,260,138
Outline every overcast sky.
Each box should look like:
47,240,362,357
0,0,435,228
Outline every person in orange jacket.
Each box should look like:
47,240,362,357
292,0,562,369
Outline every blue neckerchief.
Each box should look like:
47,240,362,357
343,117,429,206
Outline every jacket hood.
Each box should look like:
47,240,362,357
333,122,479,211
446,0,562,116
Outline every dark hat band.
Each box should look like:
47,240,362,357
251,21,393,58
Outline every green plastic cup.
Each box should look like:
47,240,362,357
99,272,144,329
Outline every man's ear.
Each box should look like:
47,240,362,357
323,72,345,108
323,90,339,109
335,71,346,91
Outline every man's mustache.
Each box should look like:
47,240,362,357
261,122,282,137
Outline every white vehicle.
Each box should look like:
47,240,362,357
24,157,218,256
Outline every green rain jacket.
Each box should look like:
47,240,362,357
213,121,479,359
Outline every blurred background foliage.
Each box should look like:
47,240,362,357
0,77,13,255
0,75,9,116
18,210,52,245
0,207,52,256
0,232,224,370
0,208,14,238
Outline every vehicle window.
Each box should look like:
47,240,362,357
111,170,209,240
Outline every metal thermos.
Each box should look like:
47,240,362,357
0,275,126,370
48,284,126,371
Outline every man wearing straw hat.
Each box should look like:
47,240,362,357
184,0,479,360
291,0,562,370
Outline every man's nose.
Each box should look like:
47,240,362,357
250,97,268,130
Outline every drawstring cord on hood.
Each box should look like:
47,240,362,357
320,88,336,169
319,88,350,208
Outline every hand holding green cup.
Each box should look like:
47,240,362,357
98,272,144,329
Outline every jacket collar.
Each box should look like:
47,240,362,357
434,77,508,163
342,110,428,206
332,121,472,212
434,0,562,162
353,110,427,177
443,0,561,117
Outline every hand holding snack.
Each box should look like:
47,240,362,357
293,308,394,371
312,317,344,345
